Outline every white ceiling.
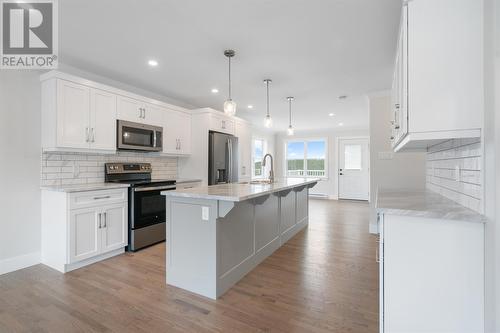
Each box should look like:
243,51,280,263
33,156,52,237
59,0,401,131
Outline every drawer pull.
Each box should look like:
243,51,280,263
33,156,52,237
93,195,111,200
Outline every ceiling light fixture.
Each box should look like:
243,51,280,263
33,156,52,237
211,88,219,94
338,95,347,100
329,113,335,117
248,105,254,109
148,59,158,67
338,122,344,126
223,49,236,116
287,96,295,136
263,79,273,128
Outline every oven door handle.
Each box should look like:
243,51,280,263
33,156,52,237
134,185,176,192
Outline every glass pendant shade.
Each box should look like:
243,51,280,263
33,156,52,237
224,99,236,116
287,125,294,136
264,114,272,128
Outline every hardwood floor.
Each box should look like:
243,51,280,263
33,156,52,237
0,199,378,333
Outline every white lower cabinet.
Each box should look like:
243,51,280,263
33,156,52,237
378,213,484,333
42,188,128,273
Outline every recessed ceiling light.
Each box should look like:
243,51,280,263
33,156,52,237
338,95,347,100
247,105,253,109
211,88,219,94
329,113,335,117
338,122,344,126
148,59,158,67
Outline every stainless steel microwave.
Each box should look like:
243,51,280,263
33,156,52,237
117,120,163,152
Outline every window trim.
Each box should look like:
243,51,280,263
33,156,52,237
252,137,267,179
284,137,328,179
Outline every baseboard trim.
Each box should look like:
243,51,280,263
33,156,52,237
0,251,41,275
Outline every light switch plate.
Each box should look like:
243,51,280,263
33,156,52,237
202,206,209,221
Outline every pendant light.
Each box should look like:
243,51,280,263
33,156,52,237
223,49,236,116
263,79,273,128
287,96,295,136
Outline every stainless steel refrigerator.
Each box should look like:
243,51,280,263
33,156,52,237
208,131,239,185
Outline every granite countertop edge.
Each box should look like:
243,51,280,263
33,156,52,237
161,179,319,202
376,188,487,224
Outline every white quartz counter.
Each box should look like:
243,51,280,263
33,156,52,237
40,182,130,193
376,189,486,223
161,178,318,202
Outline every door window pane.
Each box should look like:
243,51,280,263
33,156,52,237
344,144,362,170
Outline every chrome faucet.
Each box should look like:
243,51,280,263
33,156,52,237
262,153,274,183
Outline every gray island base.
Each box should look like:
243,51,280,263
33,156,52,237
161,179,318,299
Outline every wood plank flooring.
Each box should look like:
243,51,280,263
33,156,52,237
0,199,378,332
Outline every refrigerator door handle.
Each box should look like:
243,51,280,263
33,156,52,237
227,138,232,183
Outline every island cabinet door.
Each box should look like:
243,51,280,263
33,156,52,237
69,207,101,263
279,190,296,238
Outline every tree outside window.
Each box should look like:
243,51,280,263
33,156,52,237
286,139,327,178
252,138,266,178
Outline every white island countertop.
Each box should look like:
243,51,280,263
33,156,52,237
376,188,486,223
161,178,319,202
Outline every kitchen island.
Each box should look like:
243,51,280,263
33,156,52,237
161,178,318,299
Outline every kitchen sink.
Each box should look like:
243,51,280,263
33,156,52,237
239,180,274,185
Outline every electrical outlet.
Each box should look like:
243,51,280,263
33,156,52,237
202,206,209,221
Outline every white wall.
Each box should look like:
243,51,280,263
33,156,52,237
368,94,427,233
275,128,369,199
0,71,42,273
483,0,499,330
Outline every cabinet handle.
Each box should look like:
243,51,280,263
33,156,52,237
176,139,179,150
103,212,107,228
93,195,111,200
390,136,394,140
138,108,142,119
394,125,400,129
178,139,181,150
143,108,146,119
85,127,90,142
98,213,102,229
91,128,95,142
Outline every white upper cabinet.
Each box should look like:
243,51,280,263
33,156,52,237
162,109,192,155
210,113,235,135
41,71,192,155
391,0,482,152
56,79,91,149
117,96,143,123
90,88,117,151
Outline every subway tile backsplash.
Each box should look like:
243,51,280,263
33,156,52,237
41,151,177,186
426,138,483,213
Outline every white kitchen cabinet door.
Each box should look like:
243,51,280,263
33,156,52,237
163,110,191,155
176,112,191,154
117,95,143,123
90,88,117,151
236,121,251,178
407,0,482,133
210,114,235,135
143,103,165,126
69,207,101,263
100,203,127,254
56,79,91,149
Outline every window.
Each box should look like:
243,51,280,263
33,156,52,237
344,144,362,170
285,139,327,178
252,138,266,178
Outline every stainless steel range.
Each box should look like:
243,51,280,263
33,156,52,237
105,162,175,251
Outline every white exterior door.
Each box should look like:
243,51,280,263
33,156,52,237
56,79,90,149
90,88,117,151
338,138,369,200
69,207,101,263
100,203,127,254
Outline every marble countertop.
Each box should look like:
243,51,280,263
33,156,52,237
40,182,130,193
161,178,319,202
376,188,486,223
